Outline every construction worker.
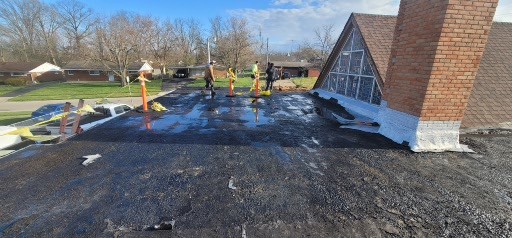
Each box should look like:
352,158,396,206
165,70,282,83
251,61,259,80
250,61,259,92
265,62,276,91
203,61,216,96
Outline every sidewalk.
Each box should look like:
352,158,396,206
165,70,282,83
0,91,171,112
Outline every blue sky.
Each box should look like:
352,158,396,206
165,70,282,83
43,0,512,52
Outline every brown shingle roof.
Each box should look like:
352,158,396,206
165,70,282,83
353,13,396,83
63,60,110,70
462,22,512,128
272,61,311,68
63,60,150,71
0,62,42,72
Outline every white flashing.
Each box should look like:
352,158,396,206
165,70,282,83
310,90,472,152
377,101,471,152
310,89,380,120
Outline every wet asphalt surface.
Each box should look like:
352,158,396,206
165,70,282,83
1,88,511,237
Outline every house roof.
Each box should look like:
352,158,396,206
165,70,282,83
29,62,61,73
0,62,42,72
462,22,512,128
63,61,153,71
127,62,153,71
63,61,109,70
272,61,311,68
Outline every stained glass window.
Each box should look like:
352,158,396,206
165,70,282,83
358,77,374,102
352,31,364,50
321,28,382,105
349,51,363,74
361,56,374,76
337,74,347,95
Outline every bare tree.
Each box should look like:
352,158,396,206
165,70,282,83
172,18,203,66
57,0,95,58
92,12,138,86
314,24,335,68
147,18,175,76
0,0,42,61
36,3,61,65
210,16,254,71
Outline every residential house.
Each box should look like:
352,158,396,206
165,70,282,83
63,61,154,82
272,61,320,78
0,62,63,83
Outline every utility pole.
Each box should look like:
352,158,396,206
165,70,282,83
207,37,210,63
266,38,269,66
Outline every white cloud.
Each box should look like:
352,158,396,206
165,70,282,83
495,0,512,22
230,0,399,51
230,0,512,52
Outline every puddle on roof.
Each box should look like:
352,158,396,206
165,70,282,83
240,107,273,128
144,104,208,133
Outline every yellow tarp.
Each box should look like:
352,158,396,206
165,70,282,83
24,135,60,142
261,90,271,96
78,105,96,114
6,127,33,137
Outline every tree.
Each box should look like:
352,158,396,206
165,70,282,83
0,0,42,61
36,3,61,65
314,24,335,68
172,18,203,66
92,12,139,86
147,18,175,76
210,16,255,71
57,0,95,58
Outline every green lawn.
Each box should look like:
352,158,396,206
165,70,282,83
9,80,163,102
0,111,32,125
0,85,22,96
292,77,318,90
186,77,266,88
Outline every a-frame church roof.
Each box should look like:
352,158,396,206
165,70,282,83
315,13,512,129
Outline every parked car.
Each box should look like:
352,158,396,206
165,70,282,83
173,69,189,78
32,104,74,118
282,71,291,79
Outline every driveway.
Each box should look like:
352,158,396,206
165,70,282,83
0,88,511,237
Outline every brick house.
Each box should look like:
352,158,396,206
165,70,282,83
313,1,502,151
63,61,153,82
0,62,64,83
272,61,320,78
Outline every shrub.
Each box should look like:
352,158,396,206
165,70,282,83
4,77,31,86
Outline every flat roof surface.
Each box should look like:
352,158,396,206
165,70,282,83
1,88,511,237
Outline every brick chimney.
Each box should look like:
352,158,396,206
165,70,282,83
377,0,498,151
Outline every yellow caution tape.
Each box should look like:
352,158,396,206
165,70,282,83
33,112,71,126
151,102,168,112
